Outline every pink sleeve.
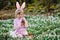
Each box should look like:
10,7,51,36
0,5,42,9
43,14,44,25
14,19,20,29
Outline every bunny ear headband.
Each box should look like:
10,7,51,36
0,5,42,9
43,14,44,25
15,2,25,14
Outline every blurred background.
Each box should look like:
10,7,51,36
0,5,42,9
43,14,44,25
0,0,60,19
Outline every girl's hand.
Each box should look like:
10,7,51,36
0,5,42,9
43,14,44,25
21,17,28,27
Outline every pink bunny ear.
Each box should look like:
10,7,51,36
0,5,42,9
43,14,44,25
16,2,20,9
21,2,25,10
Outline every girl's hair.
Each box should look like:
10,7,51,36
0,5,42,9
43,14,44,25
15,11,24,18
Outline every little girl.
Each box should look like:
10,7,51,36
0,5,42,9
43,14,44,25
14,2,28,37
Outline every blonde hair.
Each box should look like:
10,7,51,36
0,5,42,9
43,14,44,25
15,11,24,18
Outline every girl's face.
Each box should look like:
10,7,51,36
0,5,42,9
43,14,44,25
17,12,23,18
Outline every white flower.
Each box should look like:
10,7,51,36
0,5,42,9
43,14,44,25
17,34,23,38
9,30,23,38
9,30,17,38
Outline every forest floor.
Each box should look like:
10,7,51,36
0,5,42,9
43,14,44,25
0,9,46,20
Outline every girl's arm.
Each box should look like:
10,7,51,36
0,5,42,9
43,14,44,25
14,19,20,29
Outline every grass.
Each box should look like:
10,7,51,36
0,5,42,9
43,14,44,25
0,15,60,40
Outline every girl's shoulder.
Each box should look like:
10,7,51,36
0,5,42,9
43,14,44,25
14,18,17,21
14,18,18,22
